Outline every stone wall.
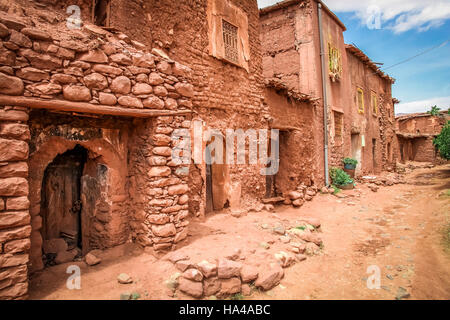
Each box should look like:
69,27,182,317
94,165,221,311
0,106,30,300
0,1,194,299
107,0,267,214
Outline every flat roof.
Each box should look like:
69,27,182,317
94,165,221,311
260,0,347,31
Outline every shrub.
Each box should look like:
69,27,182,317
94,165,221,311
329,167,353,186
427,105,441,116
342,157,358,167
434,121,450,160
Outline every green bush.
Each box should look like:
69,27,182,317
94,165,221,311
427,105,441,116
342,157,358,166
329,167,353,186
434,121,450,160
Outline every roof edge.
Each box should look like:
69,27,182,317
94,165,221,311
259,0,346,31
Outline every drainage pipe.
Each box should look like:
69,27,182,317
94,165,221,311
317,2,330,186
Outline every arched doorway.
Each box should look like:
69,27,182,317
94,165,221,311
40,145,88,265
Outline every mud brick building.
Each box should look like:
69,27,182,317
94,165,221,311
0,0,401,300
260,0,397,196
93,0,268,215
0,0,270,299
396,111,450,163
0,0,198,299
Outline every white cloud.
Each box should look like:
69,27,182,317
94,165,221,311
258,0,450,33
395,96,450,115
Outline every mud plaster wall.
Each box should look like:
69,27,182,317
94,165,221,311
265,87,319,195
396,114,449,163
316,2,352,170
346,51,396,175
109,0,267,213
260,0,324,187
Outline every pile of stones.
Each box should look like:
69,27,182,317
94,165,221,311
163,217,322,299
284,184,320,208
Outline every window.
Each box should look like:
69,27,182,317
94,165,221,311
222,20,238,64
371,91,378,115
328,43,342,80
357,88,364,114
334,111,343,141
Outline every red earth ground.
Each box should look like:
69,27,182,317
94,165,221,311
28,164,450,300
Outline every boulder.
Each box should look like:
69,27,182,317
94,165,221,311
132,83,153,95
220,277,241,295
240,265,259,283
79,50,108,63
217,259,242,279
117,96,143,108
83,73,108,90
254,263,284,290
197,260,217,278
85,252,101,266
178,277,203,298
143,96,165,109
183,268,203,282
174,82,194,97
0,73,24,95
117,273,133,284
54,249,78,264
203,277,221,296
151,223,176,237
98,92,117,105
16,67,49,81
63,85,92,102
110,76,131,94
288,191,303,200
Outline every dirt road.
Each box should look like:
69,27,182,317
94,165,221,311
29,164,450,300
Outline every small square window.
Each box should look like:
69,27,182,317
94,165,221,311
371,91,378,116
222,19,238,64
357,88,364,114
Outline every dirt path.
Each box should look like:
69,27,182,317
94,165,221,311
29,164,450,300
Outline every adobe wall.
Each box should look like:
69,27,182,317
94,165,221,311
396,113,449,163
264,87,319,195
260,0,353,185
313,1,352,170
0,0,193,299
107,0,267,213
346,51,396,175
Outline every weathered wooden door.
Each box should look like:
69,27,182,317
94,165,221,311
41,147,86,249
80,175,100,255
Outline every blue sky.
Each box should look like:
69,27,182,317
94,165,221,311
258,0,450,114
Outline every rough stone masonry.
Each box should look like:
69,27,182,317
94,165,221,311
0,3,194,299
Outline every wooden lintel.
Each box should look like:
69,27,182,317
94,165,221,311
271,125,302,132
0,95,192,118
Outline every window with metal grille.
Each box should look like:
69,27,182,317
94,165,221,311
222,19,238,64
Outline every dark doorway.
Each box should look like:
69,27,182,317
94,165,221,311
93,0,110,27
372,139,377,170
41,145,87,252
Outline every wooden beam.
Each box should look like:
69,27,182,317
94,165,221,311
271,124,303,131
0,95,192,118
